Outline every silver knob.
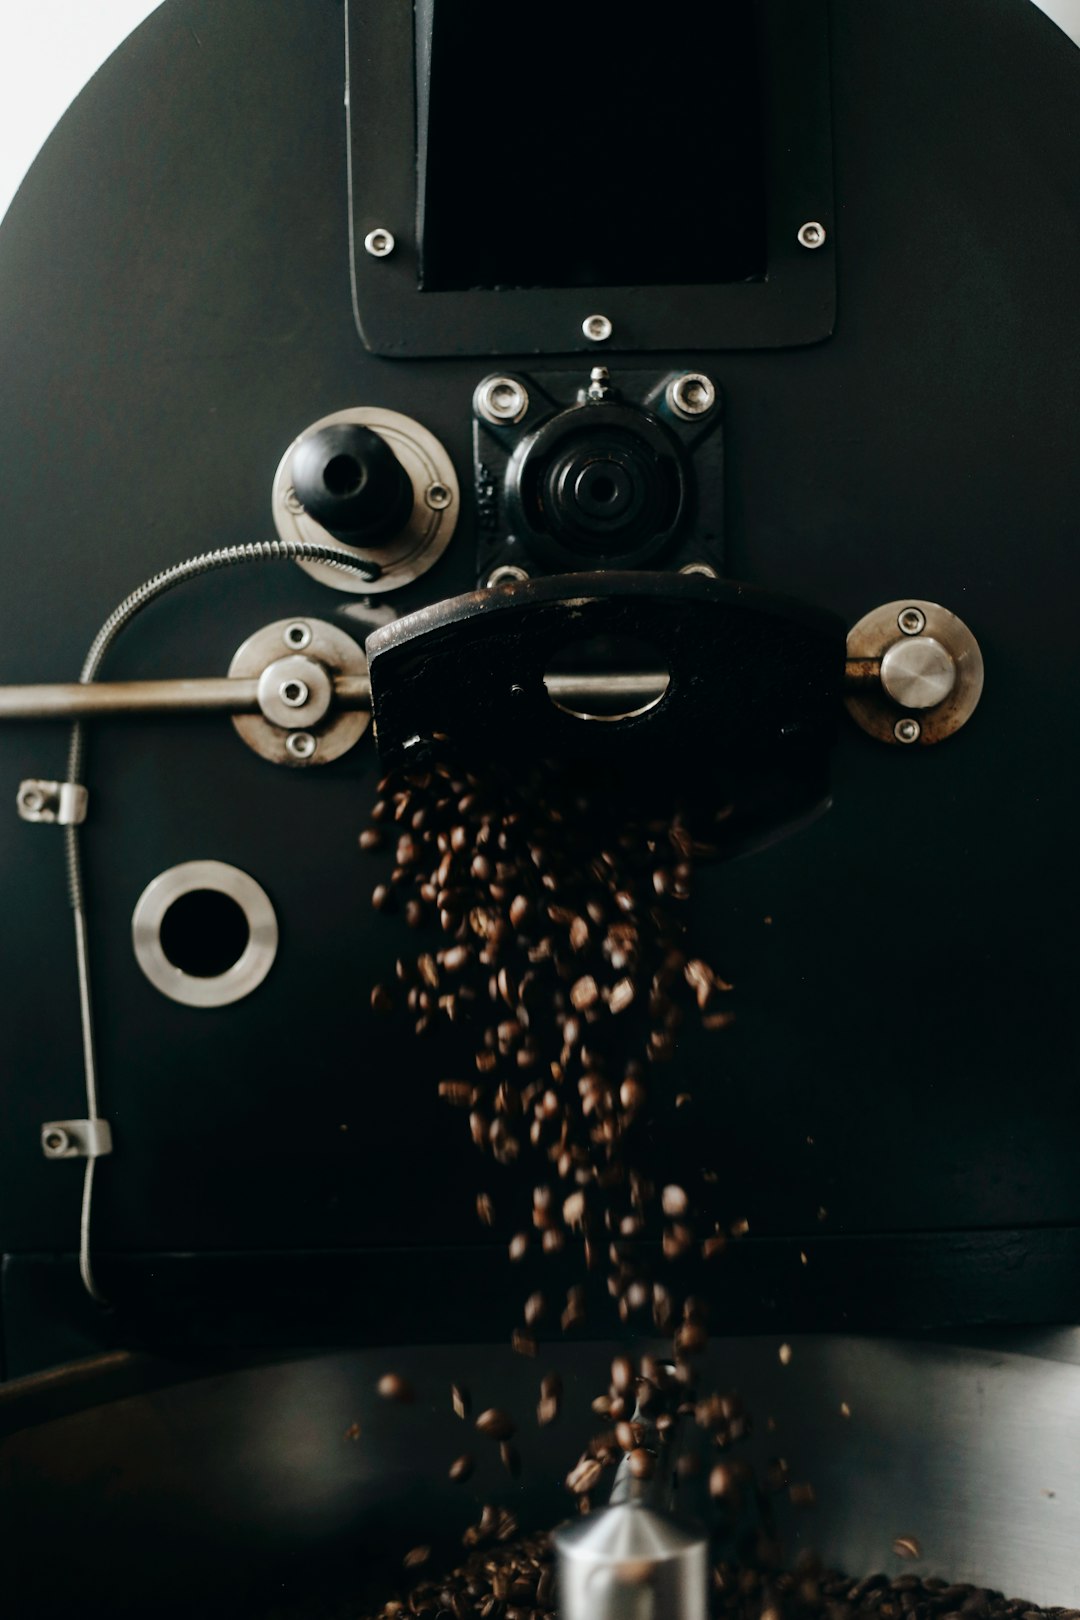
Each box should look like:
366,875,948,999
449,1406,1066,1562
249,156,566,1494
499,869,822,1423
880,635,956,710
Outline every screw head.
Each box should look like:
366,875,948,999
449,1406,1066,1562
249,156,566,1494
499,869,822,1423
363,228,395,258
797,221,827,250
19,787,45,812
582,313,612,342
279,679,310,709
285,731,318,761
898,606,926,636
667,373,717,419
486,565,530,588
43,1127,70,1155
425,482,452,511
894,717,922,744
474,375,529,425
284,622,312,650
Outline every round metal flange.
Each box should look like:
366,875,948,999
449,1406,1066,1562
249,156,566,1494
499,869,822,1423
845,599,984,745
132,860,278,1009
229,617,369,766
272,407,459,595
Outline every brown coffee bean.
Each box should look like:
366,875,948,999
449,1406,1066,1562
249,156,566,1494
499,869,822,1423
608,977,635,1014
499,1441,521,1477
370,983,394,1014
476,1409,515,1441
508,1232,529,1261
403,1546,430,1569
893,1539,923,1561
570,975,599,1010
449,1453,475,1482
377,1373,414,1402
661,1184,689,1217
610,1356,634,1395
566,1455,603,1494
511,1328,537,1357
524,1292,546,1326
451,1383,470,1420
627,1448,654,1480
476,1192,495,1226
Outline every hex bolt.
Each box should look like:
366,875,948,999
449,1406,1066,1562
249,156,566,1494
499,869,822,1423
363,227,395,258
898,606,926,636
582,313,612,342
284,622,312,650
667,373,717,419
474,376,529,425
894,717,922,744
797,221,827,249
425,482,453,511
43,1127,70,1155
285,731,317,761
486,565,530,587
279,679,310,709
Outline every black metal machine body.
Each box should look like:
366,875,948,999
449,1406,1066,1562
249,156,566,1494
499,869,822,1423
0,0,1078,1382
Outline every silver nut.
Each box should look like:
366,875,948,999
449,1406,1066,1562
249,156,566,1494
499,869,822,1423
582,313,612,342
363,227,395,258
42,1127,70,1156
279,678,310,709
485,565,529,587
679,562,718,579
425,482,453,511
283,622,312,650
667,373,717,419
898,606,926,636
894,717,922,745
285,731,318,761
797,221,827,250
474,375,529,425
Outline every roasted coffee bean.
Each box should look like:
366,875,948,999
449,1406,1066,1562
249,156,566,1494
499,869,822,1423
475,1408,515,1441
403,1546,430,1570
376,1373,413,1403
449,1453,475,1482
451,1383,470,1420
627,1447,654,1480
476,1192,495,1226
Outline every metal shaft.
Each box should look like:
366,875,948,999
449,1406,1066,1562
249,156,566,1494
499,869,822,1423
0,665,873,721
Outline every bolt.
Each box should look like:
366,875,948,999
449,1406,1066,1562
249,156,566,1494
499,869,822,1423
667,372,717,419
797,221,827,249
363,227,395,258
680,562,718,579
19,787,45,813
582,313,612,342
894,717,922,744
425,482,453,510
279,679,309,709
486,565,529,588
898,606,926,636
285,731,317,761
284,623,312,650
474,375,529,425
43,1127,70,1155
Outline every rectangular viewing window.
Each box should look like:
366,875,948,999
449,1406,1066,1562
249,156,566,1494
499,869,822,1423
416,0,767,293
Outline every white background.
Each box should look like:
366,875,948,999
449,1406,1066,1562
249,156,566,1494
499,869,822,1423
0,0,1078,229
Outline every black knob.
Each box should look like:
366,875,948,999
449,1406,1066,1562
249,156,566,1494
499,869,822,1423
291,423,413,543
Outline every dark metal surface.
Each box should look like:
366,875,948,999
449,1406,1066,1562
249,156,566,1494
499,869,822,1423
0,0,1079,1360
3,1336,1080,1617
366,572,844,771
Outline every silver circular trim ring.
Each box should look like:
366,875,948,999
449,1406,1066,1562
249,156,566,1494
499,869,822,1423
272,407,460,595
132,860,278,1009
582,313,613,342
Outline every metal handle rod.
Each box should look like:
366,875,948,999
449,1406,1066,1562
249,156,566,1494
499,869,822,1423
0,665,874,722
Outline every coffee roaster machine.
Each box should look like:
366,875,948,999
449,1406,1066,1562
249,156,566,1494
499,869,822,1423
1,2,1079,1614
